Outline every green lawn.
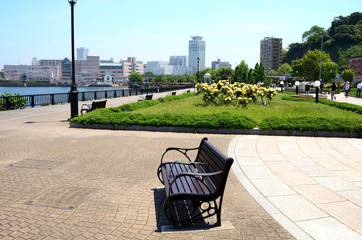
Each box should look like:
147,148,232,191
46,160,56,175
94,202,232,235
135,94,362,124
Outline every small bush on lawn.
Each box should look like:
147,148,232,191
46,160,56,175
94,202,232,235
259,116,362,135
70,110,257,130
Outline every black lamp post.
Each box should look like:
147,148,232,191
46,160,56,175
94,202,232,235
197,57,200,81
295,81,300,95
280,80,284,93
68,0,78,118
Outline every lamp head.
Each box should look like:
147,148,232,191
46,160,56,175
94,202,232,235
68,0,77,4
295,81,300,86
280,81,284,85
314,80,321,87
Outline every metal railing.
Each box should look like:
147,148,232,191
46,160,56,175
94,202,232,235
0,85,193,111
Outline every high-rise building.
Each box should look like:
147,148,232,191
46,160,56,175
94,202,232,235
260,37,282,72
188,36,205,73
77,47,89,60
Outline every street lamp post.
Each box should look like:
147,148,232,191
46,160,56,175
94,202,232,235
295,81,300,95
197,57,200,82
314,80,321,103
68,0,78,118
318,31,324,87
280,80,284,93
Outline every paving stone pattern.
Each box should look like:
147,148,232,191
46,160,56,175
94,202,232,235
0,109,294,239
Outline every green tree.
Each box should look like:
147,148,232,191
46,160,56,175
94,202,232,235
128,72,143,82
320,61,338,83
341,69,355,82
291,59,303,78
277,63,293,74
233,60,249,83
0,72,4,79
302,25,325,42
247,68,254,84
212,67,233,82
254,62,266,84
268,70,277,75
301,50,332,81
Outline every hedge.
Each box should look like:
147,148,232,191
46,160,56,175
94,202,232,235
260,116,362,136
282,95,362,114
70,110,257,130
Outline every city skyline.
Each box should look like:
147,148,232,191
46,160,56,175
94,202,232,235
0,0,359,70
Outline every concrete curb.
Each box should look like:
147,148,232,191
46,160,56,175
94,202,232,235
69,123,360,138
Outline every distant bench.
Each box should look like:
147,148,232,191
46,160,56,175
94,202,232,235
157,137,233,228
80,100,107,114
138,94,153,101
166,91,177,96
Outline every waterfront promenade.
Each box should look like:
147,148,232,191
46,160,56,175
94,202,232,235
0,90,361,239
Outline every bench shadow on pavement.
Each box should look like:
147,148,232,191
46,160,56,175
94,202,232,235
153,188,213,232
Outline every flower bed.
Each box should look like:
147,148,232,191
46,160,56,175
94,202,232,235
196,81,277,107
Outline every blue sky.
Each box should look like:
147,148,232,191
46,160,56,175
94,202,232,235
0,0,360,70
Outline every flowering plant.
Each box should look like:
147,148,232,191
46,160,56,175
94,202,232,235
196,81,277,107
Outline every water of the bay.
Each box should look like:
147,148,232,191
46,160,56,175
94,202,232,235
0,86,129,96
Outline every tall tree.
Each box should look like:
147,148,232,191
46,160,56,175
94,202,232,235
233,60,249,83
247,68,254,84
277,63,293,74
320,61,338,83
301,50,332,81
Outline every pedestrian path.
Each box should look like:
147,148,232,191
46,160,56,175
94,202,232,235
0,88,361,239
229,135,362,239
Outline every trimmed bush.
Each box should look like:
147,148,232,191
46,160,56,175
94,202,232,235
259,116,362,135
70,110,257,130
282,95,362,114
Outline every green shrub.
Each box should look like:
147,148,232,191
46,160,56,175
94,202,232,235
70,110,257,130
259,116,362,135
282,95,362,114
0,92,27,110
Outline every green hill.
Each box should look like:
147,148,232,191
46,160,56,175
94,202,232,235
285,12,362,70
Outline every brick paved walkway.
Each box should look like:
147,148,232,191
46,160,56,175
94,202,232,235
0,92,294,239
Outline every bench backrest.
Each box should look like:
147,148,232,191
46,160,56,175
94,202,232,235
195,138,233,197
145,94,153,100
91,100,107,110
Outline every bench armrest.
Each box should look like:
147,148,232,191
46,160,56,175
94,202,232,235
168,171,223,196
160,147,199,164
81,103,92,109
174,170,223,179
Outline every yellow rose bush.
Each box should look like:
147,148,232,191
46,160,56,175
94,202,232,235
196,80,277,107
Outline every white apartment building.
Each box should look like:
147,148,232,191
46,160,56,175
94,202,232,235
144,61,173,75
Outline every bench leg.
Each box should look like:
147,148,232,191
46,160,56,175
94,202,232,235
163,198,220,228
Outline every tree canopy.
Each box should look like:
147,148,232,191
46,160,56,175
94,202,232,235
341,69,355,81
128,72,143,82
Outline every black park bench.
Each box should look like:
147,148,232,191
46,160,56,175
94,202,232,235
157,137,233,228
138,94,153,101
80,100,107,114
